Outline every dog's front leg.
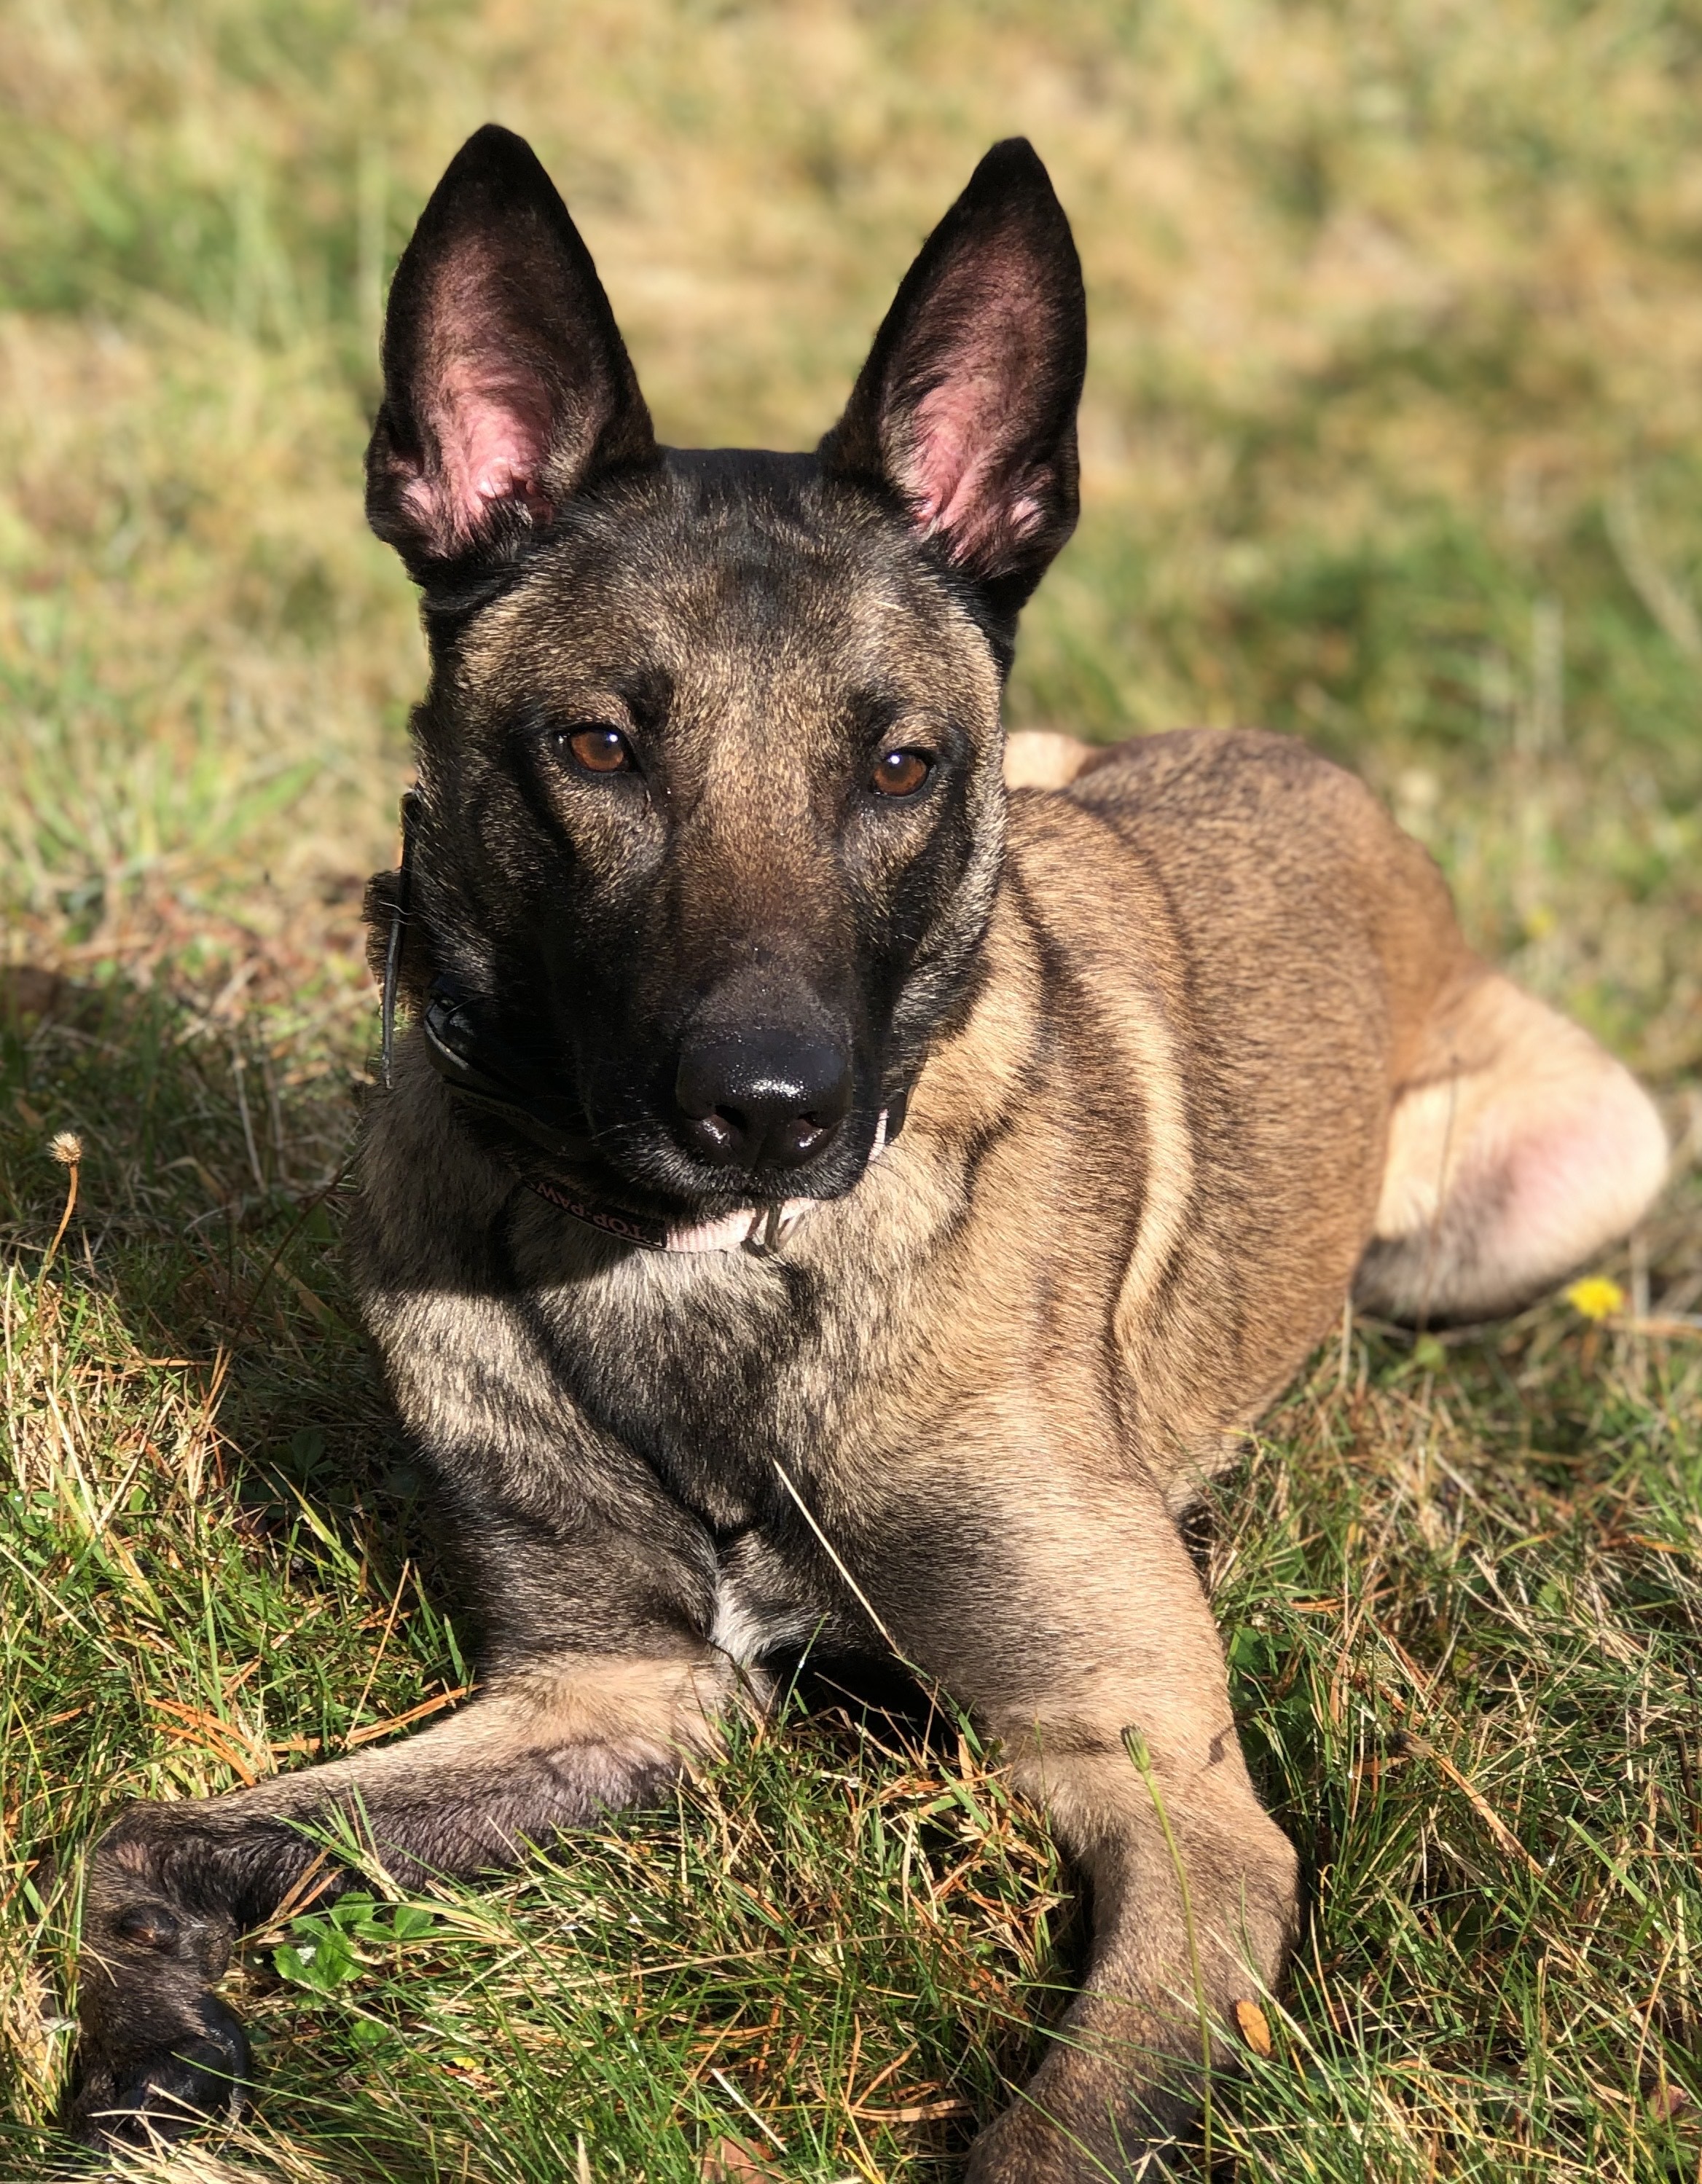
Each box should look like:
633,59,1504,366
63,1640,729,2150
873,1463,1298,2181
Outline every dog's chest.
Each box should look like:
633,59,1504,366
529,1241,874,1526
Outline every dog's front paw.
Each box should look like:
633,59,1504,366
966,2099,1184,2184
965,2099,1087,2183
63,1872,251,2150
62,1987,251,2149
965,2037,1196,2184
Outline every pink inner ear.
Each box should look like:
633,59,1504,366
898,247,1053,568
400,358,555,550
396,256,561,553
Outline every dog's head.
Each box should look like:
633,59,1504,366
366,125,1085,1217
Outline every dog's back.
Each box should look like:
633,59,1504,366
1037,733,1453,1458
1006,726,1666,1478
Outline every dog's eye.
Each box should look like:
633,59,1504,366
870,748,933,798
554,725,635,775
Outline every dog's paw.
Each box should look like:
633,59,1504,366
965,2101,1098,2184
965,2067,1192,2184
62,1990,251,2150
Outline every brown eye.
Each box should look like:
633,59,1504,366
871,748,933,798
560,726,634,774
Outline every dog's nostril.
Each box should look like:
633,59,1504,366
693,1107,745,1155
778,1116,826,1159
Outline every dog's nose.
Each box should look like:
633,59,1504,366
675,1029,853,1169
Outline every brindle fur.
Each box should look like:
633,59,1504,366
63,128,1668,2174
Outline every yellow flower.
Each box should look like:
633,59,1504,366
1564,1276,1625,1323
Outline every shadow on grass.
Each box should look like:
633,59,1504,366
0,957,489,2162
0,957,474,1622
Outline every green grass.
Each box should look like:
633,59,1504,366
1,2,1700,2178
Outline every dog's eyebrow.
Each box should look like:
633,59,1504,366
847,686,906,743
611,665,675,734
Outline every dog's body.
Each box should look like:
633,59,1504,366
64,131,1667,2175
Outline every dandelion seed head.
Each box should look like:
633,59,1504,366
48,1131,83,1166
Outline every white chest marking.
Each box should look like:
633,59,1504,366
708,1575,807,1667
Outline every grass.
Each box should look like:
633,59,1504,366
1,0,1700,2177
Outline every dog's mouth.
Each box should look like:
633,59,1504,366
419,978,895,1221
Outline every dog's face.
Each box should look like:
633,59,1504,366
366,128,1086,1214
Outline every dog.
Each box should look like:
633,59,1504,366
63,126,1668,2175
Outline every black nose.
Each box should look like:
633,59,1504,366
675,1028,853,1170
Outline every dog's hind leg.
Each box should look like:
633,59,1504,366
63,1646,734,2150
1355,965,1668,1323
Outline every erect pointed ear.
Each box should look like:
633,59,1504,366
365,125,656,580
819,139,1086,624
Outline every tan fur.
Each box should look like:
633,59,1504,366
1003,727,1102,788
362,728,1658,2178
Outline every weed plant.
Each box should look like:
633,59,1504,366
1,4,1698,2179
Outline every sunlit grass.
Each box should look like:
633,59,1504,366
1,2,1699,2178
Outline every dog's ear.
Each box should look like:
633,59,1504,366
820,138,1086,623
366,125,656,579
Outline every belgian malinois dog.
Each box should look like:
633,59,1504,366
64,127,1668,2174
